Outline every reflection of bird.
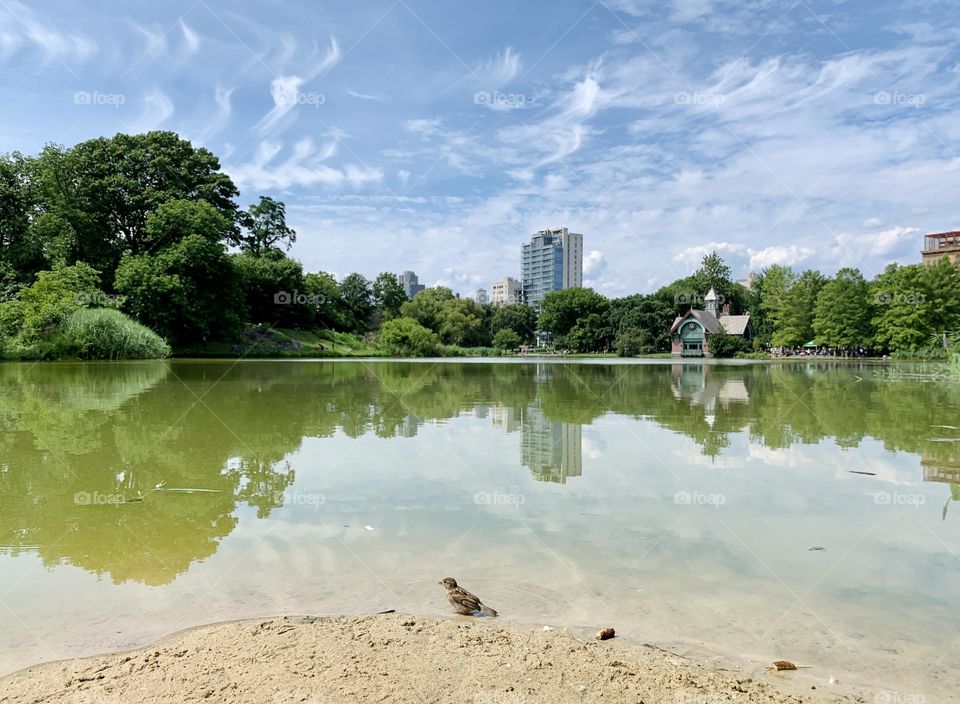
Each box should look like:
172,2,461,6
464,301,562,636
440,577,498,616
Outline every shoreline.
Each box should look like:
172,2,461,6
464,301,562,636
0,612,870,704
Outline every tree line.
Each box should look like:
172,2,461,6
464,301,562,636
2,130,959,359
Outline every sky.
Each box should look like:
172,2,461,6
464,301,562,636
1,0,959,297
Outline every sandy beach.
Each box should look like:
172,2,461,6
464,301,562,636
0,613,870,704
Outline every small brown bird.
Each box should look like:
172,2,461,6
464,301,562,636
439,577,498,616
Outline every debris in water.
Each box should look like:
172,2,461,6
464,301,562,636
363,525,375,531
596,627,615,641
765,660,811,672
848,470,876,476
808,546,826,551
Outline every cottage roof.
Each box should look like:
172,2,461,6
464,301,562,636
719,314,751,336
669,308,722,335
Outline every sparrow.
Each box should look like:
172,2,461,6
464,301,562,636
439,577,498,616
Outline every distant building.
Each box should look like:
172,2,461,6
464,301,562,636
399,271,425,299
737,272,756,291
490,276,523,306
473,288,489,305
922,231,960,266
669,288,753,357
521,227,583,309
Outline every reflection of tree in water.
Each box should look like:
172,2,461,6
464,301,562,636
3,359,958,585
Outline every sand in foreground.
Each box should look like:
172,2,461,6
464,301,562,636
0,613,863,704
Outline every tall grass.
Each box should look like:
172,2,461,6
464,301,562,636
61,308,171,360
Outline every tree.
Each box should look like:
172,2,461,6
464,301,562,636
0,262,103,340
143,199,234,252
607,293,675,355
491,304,537,344
437,298,487,346
379,317,440,356
30,131,239,279
372,272,407,323
774,269,826,347
813,268,872,349
872,259,960,351
115,235,242,346
400,287,455,331
566,312,612,352
492,328,521,352
231,250,307,327
338,273,374,332
0,153,45,286
236,196,296,256
708,328,748,358
303,272,344,330
539,288,608,338
755,265,795,345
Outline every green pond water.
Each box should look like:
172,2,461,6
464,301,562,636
0,359,958,699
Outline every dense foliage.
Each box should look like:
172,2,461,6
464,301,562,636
2,130,959,360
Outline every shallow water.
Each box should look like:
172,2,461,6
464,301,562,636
1,359,958,700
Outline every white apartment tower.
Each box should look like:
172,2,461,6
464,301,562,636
490,276,523,306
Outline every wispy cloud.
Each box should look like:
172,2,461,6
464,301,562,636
227,137,382,190
256,37,341,135
0,1,96,64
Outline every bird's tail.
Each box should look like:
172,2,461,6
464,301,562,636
482,605,498,617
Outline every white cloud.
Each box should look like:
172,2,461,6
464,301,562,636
227,138,383,191
179,19,199,55
0,1,97,63
833,226,919,266
256,37,340,135
346,89,384,101
674,242,747,266
131,89,173,132
478,46,522,84
747,245,815,270
583,250,607,276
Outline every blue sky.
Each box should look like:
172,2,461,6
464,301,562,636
1,0,958,297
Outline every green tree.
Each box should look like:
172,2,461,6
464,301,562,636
539,288,608,338
774,269,826,347
231,250,308,327
872,260,960,351
0,262,103,340
115,235,241,346
372,272,407,323
708,328,748,358
236,196,296,256
339,273,374,332
400,287,455,331
437,298,487,346
491,304,537,344
303,272,344,330
755,265,794,345
31,131,239,279
379,317,440,356
812,268,872,349
566,312,612,352
492,328,521,352
607,293,674,355
0,153,45,286
142,198,234,252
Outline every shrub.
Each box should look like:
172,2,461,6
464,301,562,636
61,308,171,359
378,317,440,356
492,328,521,352
708,328,749,358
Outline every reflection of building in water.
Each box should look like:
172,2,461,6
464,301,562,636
921,456,960,484
400,413,420,438
669,364,749,427
491,405,522,433
520,405,582,484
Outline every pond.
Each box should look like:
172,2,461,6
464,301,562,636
0,359,957,699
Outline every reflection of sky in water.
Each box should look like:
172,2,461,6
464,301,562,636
1,360,958,701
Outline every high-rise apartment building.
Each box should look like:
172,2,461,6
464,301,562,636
398,271,425,300
490,276,523,306
520,227,583,309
